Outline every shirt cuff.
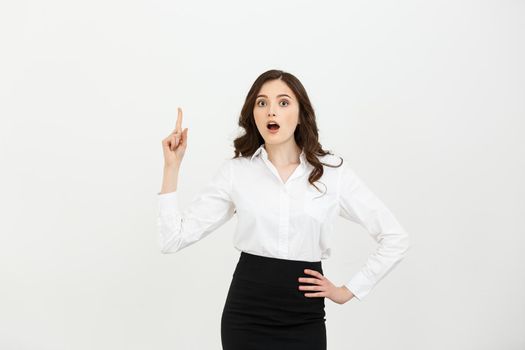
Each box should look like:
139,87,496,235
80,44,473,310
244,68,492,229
157,191,179,215
345,270,374,301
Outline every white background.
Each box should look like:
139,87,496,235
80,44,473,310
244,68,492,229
1,0,524,349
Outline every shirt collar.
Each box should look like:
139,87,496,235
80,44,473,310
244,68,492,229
250,144,307,165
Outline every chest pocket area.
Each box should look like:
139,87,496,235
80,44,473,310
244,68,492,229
303,187,336,224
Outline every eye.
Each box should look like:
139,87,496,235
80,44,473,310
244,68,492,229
256,99,289,107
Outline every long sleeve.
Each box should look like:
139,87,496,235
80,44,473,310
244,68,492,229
157,159,236,254
337,163,410,301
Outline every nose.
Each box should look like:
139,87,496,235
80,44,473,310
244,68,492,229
267,102,277,117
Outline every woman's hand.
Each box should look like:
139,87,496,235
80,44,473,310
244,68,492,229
298,269,355,305
162,107,189,168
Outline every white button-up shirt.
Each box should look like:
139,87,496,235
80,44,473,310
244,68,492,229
157,143,410,300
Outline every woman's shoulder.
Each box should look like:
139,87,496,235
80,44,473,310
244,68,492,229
227,155,249,166
222,155,251,173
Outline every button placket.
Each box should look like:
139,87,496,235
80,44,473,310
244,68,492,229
277,186,290,258
257,150,306,259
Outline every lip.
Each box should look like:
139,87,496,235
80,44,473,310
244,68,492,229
267,127,279,134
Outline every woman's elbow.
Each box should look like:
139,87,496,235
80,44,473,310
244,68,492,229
399,230,411,257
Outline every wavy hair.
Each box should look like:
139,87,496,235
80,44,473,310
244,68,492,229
232,69,343,193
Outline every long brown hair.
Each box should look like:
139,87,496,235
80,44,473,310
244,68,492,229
232,69,343,193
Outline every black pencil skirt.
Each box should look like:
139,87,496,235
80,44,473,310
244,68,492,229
221,251,326,350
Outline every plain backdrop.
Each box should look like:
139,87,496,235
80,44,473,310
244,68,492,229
1,0,524,349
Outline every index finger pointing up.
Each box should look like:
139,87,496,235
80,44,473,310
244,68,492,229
175,107,183,133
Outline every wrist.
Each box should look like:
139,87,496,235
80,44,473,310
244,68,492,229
340,285,355,302
164,164,180,172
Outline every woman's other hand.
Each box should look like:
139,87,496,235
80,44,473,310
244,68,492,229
298,269,355,304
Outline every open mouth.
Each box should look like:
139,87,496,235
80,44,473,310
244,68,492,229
267,121,280,130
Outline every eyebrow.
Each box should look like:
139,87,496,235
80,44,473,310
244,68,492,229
256,94,292,99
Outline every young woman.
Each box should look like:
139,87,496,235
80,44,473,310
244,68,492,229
157,69,410,350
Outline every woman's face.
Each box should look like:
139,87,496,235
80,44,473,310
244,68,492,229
253,79,300,146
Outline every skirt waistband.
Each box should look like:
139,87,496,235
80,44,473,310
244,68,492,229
233,251,323,288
